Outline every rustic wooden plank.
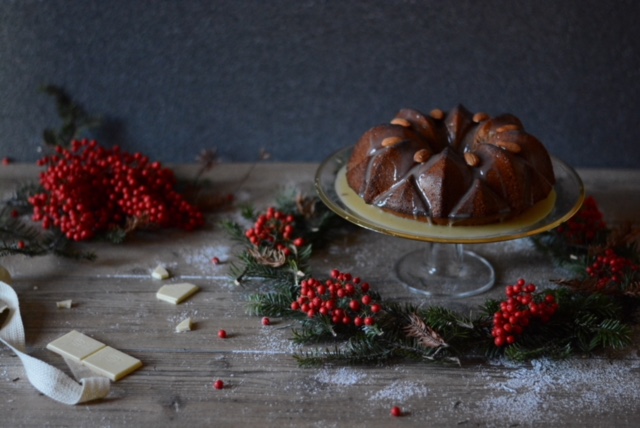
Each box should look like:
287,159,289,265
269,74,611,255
1,163,639,426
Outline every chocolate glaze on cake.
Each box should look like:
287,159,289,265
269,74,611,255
346,105,556,225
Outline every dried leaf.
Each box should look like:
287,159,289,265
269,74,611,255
124,214,152,233
607,223,640,249
295,193,316,219
248,246,287,268
196,148,219,172
403,313,448,349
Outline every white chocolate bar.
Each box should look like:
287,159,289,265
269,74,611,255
46,330,142,381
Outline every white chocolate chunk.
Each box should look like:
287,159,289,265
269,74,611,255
56,299,73,309
46,330,106,363
175,318,193,333
151,265,170,280
81,346,143,381
156,283,199,304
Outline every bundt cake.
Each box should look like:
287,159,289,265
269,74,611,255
346,105,556,226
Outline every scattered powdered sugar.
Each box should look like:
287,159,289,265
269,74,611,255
166,309,203,326
179,245,231,275
313,367,368,386
473,356,640,424
253,324,303,356
496,237,536,252
367,380,429,403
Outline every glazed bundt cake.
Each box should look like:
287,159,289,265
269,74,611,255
346,105,556,226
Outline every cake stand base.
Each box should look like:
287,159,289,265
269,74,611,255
395,243,495,298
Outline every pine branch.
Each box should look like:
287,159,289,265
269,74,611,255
218,220,249,243
40,85,101,147
294,334,401,367
590,319,632,350
246,283,300,317
224,193,638,367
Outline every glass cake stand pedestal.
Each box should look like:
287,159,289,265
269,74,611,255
315,147,585,298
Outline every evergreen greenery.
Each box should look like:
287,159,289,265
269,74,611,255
224,193,640,367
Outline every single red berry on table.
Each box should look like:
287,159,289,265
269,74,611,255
213,379,224,390
212,257,221,265
391,406,402,417
261,317,271,326
218,329,227,339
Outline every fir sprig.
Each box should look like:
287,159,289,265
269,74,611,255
41,85,101,148
220,194,339,288
0,207,95,260
225,192,638,367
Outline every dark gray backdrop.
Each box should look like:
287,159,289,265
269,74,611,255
1,0,639,168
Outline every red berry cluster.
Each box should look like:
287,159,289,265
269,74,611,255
290,269,381,327
586,248,639,290
245,207,305,256
556,196,606,245
29,140,204,241
492,279,559,347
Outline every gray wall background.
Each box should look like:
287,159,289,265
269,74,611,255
1,0,639,168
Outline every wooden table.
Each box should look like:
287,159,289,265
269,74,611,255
1,163,639,427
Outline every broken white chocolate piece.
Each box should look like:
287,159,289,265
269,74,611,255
46,330,106,363
151,265,170,280
175,318,193,333
56,299,73,309
81,346,143,381
156,283,199,304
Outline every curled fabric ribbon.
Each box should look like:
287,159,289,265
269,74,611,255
0,281,110,404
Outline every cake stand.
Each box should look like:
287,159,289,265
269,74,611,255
315,147,585,298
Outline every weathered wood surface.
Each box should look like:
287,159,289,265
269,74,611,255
1,163,639,427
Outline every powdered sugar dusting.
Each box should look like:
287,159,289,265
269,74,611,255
473,357,640,424
313,367,368,386
368,380,429,403
253,324,302,356
166,309,203,326
180,245,231,273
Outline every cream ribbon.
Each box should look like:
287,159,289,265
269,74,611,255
0,281,110,404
